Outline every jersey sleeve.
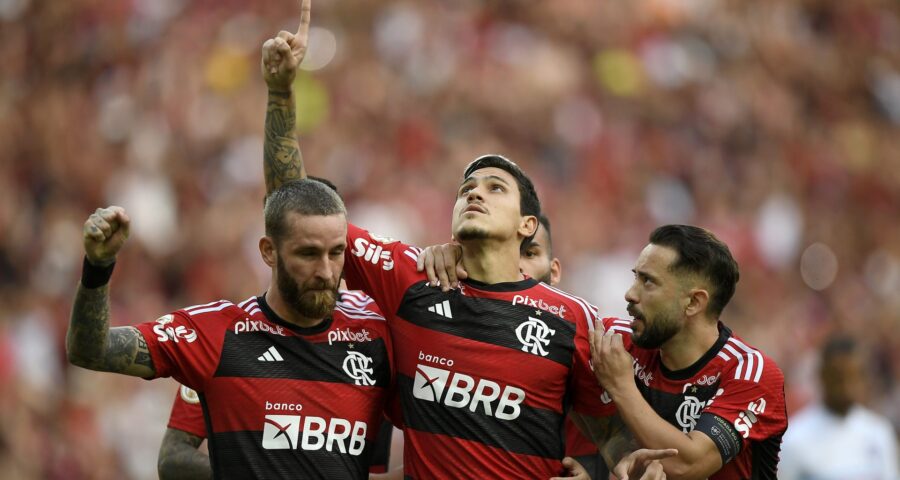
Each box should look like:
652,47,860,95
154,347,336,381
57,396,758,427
166,385,207,438
568,311,617,418
695,357,787,465
343,223,426,317
134,305,227,391
367,418,394,473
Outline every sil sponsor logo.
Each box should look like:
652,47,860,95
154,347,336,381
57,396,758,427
735,397,767,438
352,238,394,271
153,315,197,343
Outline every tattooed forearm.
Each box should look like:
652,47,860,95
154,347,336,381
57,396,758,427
67,284,155,377
571,413,639,468
67,284,113,368
263,89,305,194
135,334,153,369
599,414,640,468
158,428,211,480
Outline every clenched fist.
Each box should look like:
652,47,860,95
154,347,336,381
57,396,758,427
261,0,312,92
83,206,130,267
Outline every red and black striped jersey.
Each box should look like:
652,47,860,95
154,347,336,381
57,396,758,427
166,383,397,474
167,384,206,437
601,317,788,480
343,223,613,479
137,291,392,479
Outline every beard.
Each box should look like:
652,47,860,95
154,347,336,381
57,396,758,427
455,224,491,242
628,302,680,349
537,270,551,285
276,255,338,319
534,268,552,284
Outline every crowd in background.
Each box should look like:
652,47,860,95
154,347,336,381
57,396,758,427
1,0,898,477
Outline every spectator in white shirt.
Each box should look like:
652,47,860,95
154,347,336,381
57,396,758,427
780,337,899,480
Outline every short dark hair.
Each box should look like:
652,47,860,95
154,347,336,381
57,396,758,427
649,225,740,318
263,176,339,207
264,179,346,243
522,213,553,255
308,175,339,194
821,337,858,364
463,154,541,244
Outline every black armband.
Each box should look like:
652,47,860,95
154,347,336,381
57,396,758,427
695,413,742,465
81,256,115,289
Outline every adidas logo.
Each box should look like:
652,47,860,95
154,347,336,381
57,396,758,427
258,346,284,362
427,300,452,319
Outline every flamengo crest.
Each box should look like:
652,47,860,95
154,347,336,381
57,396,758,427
342,351,375,386
515,316,556,357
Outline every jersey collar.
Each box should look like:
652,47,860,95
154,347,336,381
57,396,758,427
659,322,733,380
462,277,539,292
257,293,335,336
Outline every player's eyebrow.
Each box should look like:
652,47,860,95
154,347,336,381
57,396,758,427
632,268,660,283
459,175,511,188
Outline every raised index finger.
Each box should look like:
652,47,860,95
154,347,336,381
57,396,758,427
296,0,311,38
636,448,678,461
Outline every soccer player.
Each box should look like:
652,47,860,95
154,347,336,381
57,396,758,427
155,179,396,479
261,33,643,480
66,179,393,478
590,225,788,479
157,293,395,480
520,216,608,480
416,218,666,480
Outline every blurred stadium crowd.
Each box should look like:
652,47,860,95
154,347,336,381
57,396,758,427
0,0,898,478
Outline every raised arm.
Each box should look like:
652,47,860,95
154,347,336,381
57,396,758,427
261,0,311,194
66,206,155,378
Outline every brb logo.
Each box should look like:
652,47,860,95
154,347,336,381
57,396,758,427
262,415,367,455
412,364,525,420
342,351,375,386
352,238,394,271
153,314,197,343
515,317,556,356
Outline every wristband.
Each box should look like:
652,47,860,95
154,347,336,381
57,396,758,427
81,256,115,289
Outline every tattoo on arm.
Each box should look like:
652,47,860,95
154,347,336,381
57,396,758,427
572,413,639,469
263,90,305,194
158,428,211,480
67,284,155,377
68,284,112,368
